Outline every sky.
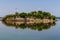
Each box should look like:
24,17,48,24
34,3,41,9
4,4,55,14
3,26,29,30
0,0,60,17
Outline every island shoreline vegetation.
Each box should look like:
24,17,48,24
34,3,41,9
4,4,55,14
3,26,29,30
3,10,56,23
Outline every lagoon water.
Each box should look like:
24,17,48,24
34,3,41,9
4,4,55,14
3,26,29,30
0,20,60,40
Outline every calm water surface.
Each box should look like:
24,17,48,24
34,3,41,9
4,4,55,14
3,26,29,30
0,20,60,40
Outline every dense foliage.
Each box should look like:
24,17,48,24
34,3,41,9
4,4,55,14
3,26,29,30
4,11,56,20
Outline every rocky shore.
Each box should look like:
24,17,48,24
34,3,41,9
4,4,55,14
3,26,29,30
3,17,55,24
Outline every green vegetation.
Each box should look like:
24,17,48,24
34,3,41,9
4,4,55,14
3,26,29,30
2,10,56,31
2,20,56,31
3,11,56,20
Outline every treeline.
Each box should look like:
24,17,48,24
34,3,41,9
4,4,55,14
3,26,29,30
4,11,56,20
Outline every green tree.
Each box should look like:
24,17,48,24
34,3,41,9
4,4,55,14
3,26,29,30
19,12,27,18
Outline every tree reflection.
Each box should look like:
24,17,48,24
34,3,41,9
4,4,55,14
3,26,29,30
2,21,56,31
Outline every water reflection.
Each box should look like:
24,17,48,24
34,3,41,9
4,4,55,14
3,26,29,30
2,21,56,31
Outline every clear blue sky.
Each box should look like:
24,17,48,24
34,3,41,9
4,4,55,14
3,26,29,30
0,0,60,17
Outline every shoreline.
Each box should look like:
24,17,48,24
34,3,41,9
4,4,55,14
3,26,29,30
3,17,56,24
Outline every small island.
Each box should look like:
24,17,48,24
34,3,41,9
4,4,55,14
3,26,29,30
3,11,56,24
